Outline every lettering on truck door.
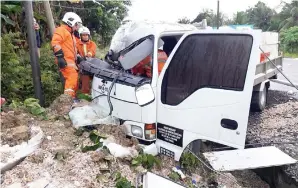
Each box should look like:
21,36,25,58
156,30,261,161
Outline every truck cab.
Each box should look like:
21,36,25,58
89,21,292,164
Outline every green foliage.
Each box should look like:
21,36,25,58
278,1,298,30
233,11,248,25
186,0,297,32
77,92,92,102
1,32,62,107
115,172,133,188
283,52,298,58
1,32,34,102
9,97,46,118
168,171,180,181
180,152,200,172
178,17,191,24
280,26,298,54
23,98,46,116
81,130,106,152
246,1,275,31
131,154,161,170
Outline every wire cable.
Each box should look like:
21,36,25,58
260,47,298,91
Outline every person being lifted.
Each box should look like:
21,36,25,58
76,26,97,94
51,12,82,99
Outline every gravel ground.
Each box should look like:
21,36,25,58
247,89,298,183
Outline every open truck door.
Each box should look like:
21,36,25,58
154,30,296,169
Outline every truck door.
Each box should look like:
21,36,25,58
156,30,261,160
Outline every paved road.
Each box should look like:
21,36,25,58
270,58,298,98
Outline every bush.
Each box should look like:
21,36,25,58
1,32,62,106
280,26,298,54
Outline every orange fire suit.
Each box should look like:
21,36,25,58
76,39,97,94
131,49,168,78
51,24,78,98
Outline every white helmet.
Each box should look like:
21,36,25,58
62,12,82,27
78,26,90,35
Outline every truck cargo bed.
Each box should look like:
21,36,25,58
254,56,282,86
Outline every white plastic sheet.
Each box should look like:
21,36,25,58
69,103,120,129
0,126,44,173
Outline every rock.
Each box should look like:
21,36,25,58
2,125,29,146
26,178,49,188
6,183,23,188
90,151,106,162
74,181,81,186
192,173,203,183
135,166,147,174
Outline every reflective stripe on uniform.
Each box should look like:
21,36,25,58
83,44,87,57
64,88,75,93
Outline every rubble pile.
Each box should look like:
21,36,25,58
0,111,31,146
0,94,282,188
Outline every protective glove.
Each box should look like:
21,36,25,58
76,55,85,64
54,49,67,69
57,58,67,69
106,49,120,61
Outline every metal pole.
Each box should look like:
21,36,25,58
23,1,44,106
270,79,298,89
43,0,55,37
217,0,220,29
260,47,298,91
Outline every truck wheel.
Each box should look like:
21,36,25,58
187,140,202,156
251,85,268,112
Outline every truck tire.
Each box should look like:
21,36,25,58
251,85,268,112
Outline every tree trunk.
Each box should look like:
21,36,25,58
43,0,55,37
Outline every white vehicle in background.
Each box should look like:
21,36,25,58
80,21,295,174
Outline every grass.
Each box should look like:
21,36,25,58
283,52,298,58
96,47,109,59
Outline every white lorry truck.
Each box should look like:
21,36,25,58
80,21,296,175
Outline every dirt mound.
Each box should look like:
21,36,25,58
48,94,73,116
0,111,31,146
97,124,139,147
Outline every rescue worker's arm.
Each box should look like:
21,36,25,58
51,28,67,69
86,41,97,57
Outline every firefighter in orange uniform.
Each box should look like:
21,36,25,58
76,26,97,94
131,40,168,78
51,12,82,99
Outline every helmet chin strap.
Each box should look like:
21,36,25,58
80,35,89,42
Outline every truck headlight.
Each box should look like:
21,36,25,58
131,125,143,138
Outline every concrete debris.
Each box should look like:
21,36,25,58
2,90,295,187
26,178,49,188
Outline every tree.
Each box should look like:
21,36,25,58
278,0,298,30
50,0,130,46
280,26,298,53
246,1,276,31
192,9,228,27
233,11,248,25
178,17,190,24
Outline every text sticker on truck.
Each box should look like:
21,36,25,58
157,123,184,147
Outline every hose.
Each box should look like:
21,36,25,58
107,73,121,115
91,71,122,116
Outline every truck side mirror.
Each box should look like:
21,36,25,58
135,84,155,106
